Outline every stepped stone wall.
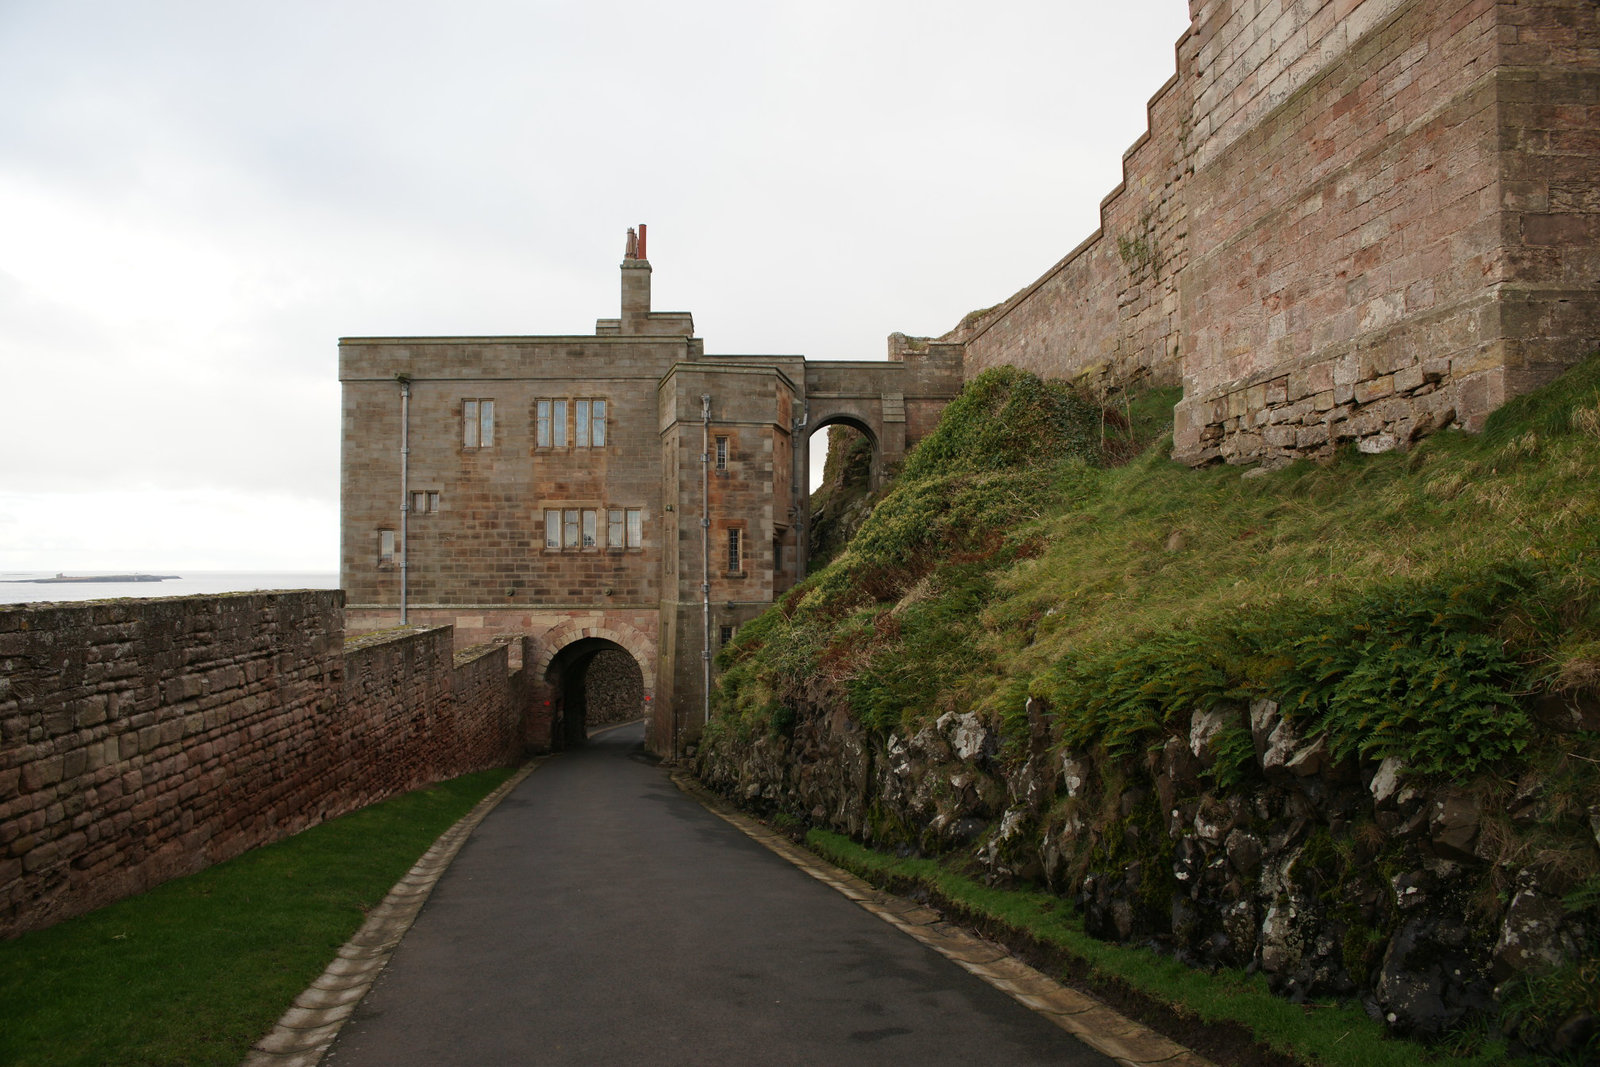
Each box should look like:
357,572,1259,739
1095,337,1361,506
0,592,526,939
949,0,1600,465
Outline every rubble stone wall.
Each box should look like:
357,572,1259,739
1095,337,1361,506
697,695,1598,1046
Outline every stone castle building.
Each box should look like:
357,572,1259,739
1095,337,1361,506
340,229,961,756
343,1,1597,757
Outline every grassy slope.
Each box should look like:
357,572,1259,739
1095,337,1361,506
707,358,1600,1059
0,767,515,1067
715,358,1600,753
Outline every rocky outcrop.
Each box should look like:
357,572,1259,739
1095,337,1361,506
697,697,1599,1053
807,425,876,570
583,648,643,727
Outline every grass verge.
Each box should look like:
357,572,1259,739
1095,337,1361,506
0,766,517,1067
807,828,1509,1067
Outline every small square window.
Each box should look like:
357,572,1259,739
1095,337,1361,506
410,491,440,514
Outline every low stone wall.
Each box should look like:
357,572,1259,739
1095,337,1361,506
0,592,527,939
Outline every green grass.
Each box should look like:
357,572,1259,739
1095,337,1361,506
703,356,1600,1056
711,356,1600,765
808,829,1508,1067
0,767,516,1067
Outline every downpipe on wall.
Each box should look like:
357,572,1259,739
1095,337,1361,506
701,394,712,729
399,376,411,625
794,402,809,577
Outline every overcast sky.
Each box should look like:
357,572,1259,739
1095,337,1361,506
0,0,1192,573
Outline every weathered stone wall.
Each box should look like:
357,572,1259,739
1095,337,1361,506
697,696,1598,1049
339,628,523,809
956,64,1190,395
946,0,1600,466
1173,0,1590,464
0,592,525,939
1496,0,1600,394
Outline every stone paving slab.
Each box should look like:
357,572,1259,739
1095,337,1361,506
670,772,1217,1067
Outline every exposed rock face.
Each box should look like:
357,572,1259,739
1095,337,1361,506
807,425,876,570
583,648,642,727
696,700,1598,1052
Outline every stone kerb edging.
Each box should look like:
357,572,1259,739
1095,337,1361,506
240,758,546,1067
670,773,1214,1067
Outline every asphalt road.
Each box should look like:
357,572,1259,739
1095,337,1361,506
322,721,1111,1066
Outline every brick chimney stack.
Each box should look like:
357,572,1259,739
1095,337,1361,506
621,223,651,334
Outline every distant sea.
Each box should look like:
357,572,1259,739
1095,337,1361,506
0,571,339,606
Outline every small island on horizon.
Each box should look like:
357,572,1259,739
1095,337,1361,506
3,573,183,584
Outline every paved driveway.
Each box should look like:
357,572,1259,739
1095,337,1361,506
322,721,1111,1066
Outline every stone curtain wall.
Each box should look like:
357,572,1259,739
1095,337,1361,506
0,593,526,939
1173,0,1600,464
1497,1,1600,392
956,66,1190,395
950,0,1599,465
1177,0,1508,462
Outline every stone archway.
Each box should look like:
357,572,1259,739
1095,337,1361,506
529,620,657,691
808,414,881,491
527,619,657,751
805,416,881,572
543,637,646,747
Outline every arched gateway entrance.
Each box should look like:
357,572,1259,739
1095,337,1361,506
543,638,646,747
526,620,657,752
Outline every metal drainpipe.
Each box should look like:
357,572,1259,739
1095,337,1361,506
700,394,712,728
794,402,809,578
399,377,411,625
